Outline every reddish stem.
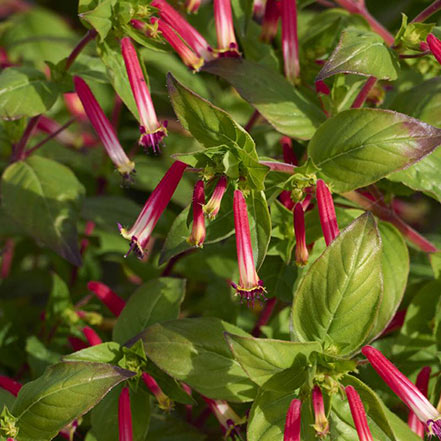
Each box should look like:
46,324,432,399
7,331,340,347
259,160,296,173
244,110,260,132
12,115,41,162
1,239,14,279
411,0,441,23
251,297,277,337
351,76,377,108
65,29,98,71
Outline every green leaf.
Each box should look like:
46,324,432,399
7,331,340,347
13,362,134,441
113,278,186,344
91,384,151,441
203,58,326,140
45,273,73,324
26,336,61,378
226,333,321,386
96,35,138,118
292,213,383,356
0,67,59,119
231,0,253,39
148,413,206,441
79,0,116,41
141,317,257,402
259,256,297,303
367,222,408,340
63,342,122,364
308,109,441,193
389,78,441,202
1,156,85,266
394,14,434,51
316,28,399,81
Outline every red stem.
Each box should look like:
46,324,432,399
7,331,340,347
65,29,98,71
259,160,296,173
351,76,377,108
411,0,441,23
244,110,260,132
251,297,277,337
12,115,41,162
1,239,14,279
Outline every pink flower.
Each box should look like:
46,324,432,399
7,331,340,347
186,0,201,13
315,80,330,96
188,180,206,247
37,115,78,148
120,37,167,152
281,136,297,165
64,92,88,122
261,0,280,43
316,179,339,246
279,191,294,210
345,386,373,441
119,161,187,258
87,281,126,317
82,326,102,346
231,190,266,304
427,33,441,65
408,367,431,438
73,76,135,178
312,385,329,437
0,376,22,397
202,396,241,433
214,0,240,56
151,0,212,59
118,387,133,441
203,176,228,220
293,203,308,266
281,0,300,83
142,373,173,411
362,346,441,438
68,337,88,351
284,399,301,441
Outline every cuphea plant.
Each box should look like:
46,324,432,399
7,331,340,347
1,0,441,440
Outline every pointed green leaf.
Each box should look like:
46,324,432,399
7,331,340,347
309,109,441,192
292,213,383,356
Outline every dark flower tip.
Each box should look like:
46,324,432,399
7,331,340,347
139,124,167,154
231,280,267,307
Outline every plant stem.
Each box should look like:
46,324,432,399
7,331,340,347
244,110,260,132
342,191,437,253
316,0,336,7
351,76,377,108
399,50,431,58
259,160,296,173
1,239,14,279
24,118,75,159
12,115,41,162
411,0,441,23
251,297,277,337
334,0,394,46
65,29,98,71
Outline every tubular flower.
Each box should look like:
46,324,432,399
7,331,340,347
202,397,241,432
119,161,187,258
188,180,206,247
312,385,329,438
293,203,308,266
345,386,373,441
37,115,78,148
142,373,173,411
64,92,88,122
261,0,280,43
281,136,297,165
186,0,201,13
151,17,204,71
427,33,441,65
284,399,301,441
87,281,126,317
408,367,431,438
203,176,228,220
253,0,266,21
279,191,294,210
0,376,22,397
151,0,212,59
73,76,135,178
118,387,133,441
281,0,300,83
120,37,166,152
213,0,240,57
316,179,339,246
362,346,441,438
82,326,102,346
231,190,266,304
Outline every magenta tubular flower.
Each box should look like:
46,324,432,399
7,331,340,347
214,0,240,56
253,0,266,20
279,190,294,210
315,80,330,96
231,190,266,304
362,346,441,438
281,136,297,165
281,0,300,83
284,399,301,441
0,376,22,397
64,92,88,122
118,387,133,441
151,0,212,59
37,115,78,147
261,0,280,43
203,176,228,220
345,386,373,441
427,33,441,65
73,76,135,178
87,281,126,317
294,203,308,266
312,385,329,438
316,179,339,246
151,17,204,71
120,37,166,152
188,180,206,247
186,0,201,13
82,326,102,346
119,161,187,258
142,373,173,411
408,367,431,438
202,397,241,432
